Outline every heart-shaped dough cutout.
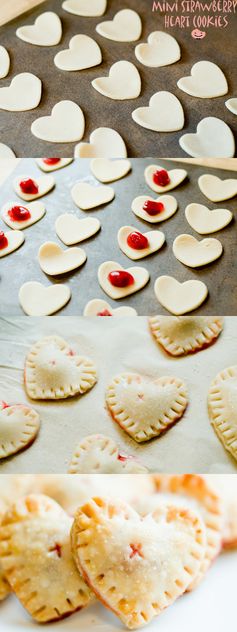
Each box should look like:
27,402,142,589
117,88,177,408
16,12,62,46
0,401,40,459
132,194,178,223
149,315,223,356
0,73,42,111
118,225,165,260
0,230,24,257
90,158,131,182
75,127,127,158
0,495,92,621
68,434,148,473
36,158,73,172
72,497,205,629
132,91,184,132
179,117,235,158
198,174,237,202
31,100,85,143
38,241,86,275
62,0,107,16
177,61,228,98
19,281,71,316
0,46,10,79
83,298,137,316
225,98,237,116
145,165,187,192
98,261,149,299
14,175,54,201
54,35,102,71
208,365,237,462
185,203,232,234
173,234,223,267
55,214,100,244
2,200,46,228
0,143,15,158
154,276,208,314
96,9,142,42
135,31,181,67
25,336,97,400
71,182,114,209
92,61,141,100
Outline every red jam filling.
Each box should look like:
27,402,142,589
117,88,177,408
108,270,134,288
49,543,62,558
143,200,165,216
8,205,31,222
0,231,8,250
97,309,113,316
19,178,39,195
43,158,61,165
127,231,149,250
117,453,128,462
153,169,170,187
129,543,143,559
0,401,9,409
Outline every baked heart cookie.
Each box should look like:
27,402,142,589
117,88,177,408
0,73,42,111
92,61,141,100
185,203,233,234
118,225,165,260
208,365,237,462
0,495,92,621
31,100,85,143
25,336,97,400
71,182,114,210
132,194,178,223
0,400,40,458
98,261,149,299
74,127,127,158
38,242,87,275
14,174,54,201
145,165,187,193
71,497,205,629
173,234,223,267
2,200,45,229
68,434,148,473
16,12,62,46
19,281,71,316
205,474,237,550
0,229,24,257
106,373,187,442
84,299,137,316
154,276,208,315
149,316,223,356
0,564,10,601
95,9,142,42
198,174,237,202
55,214,100,245
135,31,181,68
36,158,73,172
90,158,131,183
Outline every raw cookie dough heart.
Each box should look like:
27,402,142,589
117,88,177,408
62,0,107,16
96,9,142,42
185,203,232,234
38,242,87,275
74,127,127,158
0,73,42,111
208,365,237,462
16,12,62,46
118,225,165,260
71,182,114,209
31,101,85,143
14,175,54,201
0,401,40,459
154,276,208,315
173,234,223,267
145,165,187,192
68,434,148,473
0,495,92,621
135,31,181,67
132,194,178,223
71,497,205,629
132,91,184,132
24,336,97,400
179,117,235,158
2,200,46,228
198,174,237,202
90,158,131,182
177,61,228,98
19,281,71,316
149,315,223,356
0,230,24,257
0,46,10,79
36,158,73,172
98,261,149,299
83,299,137,316
0,144,15,158
92,61,141,100
55,214,100,244
54,35,102,71
225,98,237,115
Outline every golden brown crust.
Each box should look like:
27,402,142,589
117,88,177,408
149,316,223,357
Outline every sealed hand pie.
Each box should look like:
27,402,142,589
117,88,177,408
68,434,148,473
0,400,40,458
208,366,237,461
71,496,206,629
149,316,223,356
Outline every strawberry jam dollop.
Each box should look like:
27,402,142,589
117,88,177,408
0,231,8,249
127,231,149,250
143,200,164,216
8,205,31,222
43,158,61,165
153,169,170,187
108,270,134,288
97,309,113,316
0,401,9,409
19,178,39,195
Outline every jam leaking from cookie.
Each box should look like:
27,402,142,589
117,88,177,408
127,231,149,250
0,400,9,409
108,270,135,288
129,543,143,559
0,231,8,250
8,205,31,221
97,309,113,316
19,178,39,195
143,200,165,216
153,169,170,187
43,158,61,165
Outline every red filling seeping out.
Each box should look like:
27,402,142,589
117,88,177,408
117,453,128,462
108,270,134,288
129,543,143,559
127,231,149,250
0,231,8,250
43,158,61,166
0,400,9,409
8,205,31,222
97,309,113,316
143,200,164,216
153,169,170,187
19,178,39,195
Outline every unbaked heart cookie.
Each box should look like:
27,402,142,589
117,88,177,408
96,9,142,42
132,91,184,132
0,143,15,158
92,61,141,100
185,203,233,234
38,242,87,275
0,46,10,79
36,158,73,172
106,372,188,442
145,165,187,193
198,174,237,202
54,35,102,71
68,434,148,473
62,0,107,16
90,158,131,183
2,200,46,228
83,299,137,316
25,336,97,400
0,400,40,459
179,117,235,158
154,276,208,315
225,98,237,116
31,101,85,143
173,234,223,267
0,73,42,111
16,12,62,46
177,61,228,98
149,316,223,356
98,261,149,299
118,225,165,260
74,127,127,158
14,175,54,201
55,214,100,245
19,281,71,316
0,494,92,621
71,497,205,629
208,365,237,462
135,31,181,67
132,194,178,223
71,182,114,209
0,229,24,257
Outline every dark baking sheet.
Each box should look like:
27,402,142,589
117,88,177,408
0,0,236,157
0,157,236,315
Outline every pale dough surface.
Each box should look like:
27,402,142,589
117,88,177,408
177,61,228,98
31,101,85,143
135,31,181,68
16,11,62,46
90,158,131,182
55,214,101,245
19,282,71,316
38,241,87,275
92,61,141,100
198,174,237,202
54,35,102,71
62,0,107,17
145,165,187,192
0,73,42,112
68,434,148,473
83,299,137,316
74,127,127,158
0,46,10,79
1,200,45,229
185,203,233,234
154,276,208,315
95,9,142,42
36,158,73,172
173,234,223,267
225,98,237,116
71,182,114,209
132,91,184,132
0,230,24,257
98,261,149,299
118,225,165,260
14,174,54,201
132,194,178,223
0,144,15,158
179,117,235,158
